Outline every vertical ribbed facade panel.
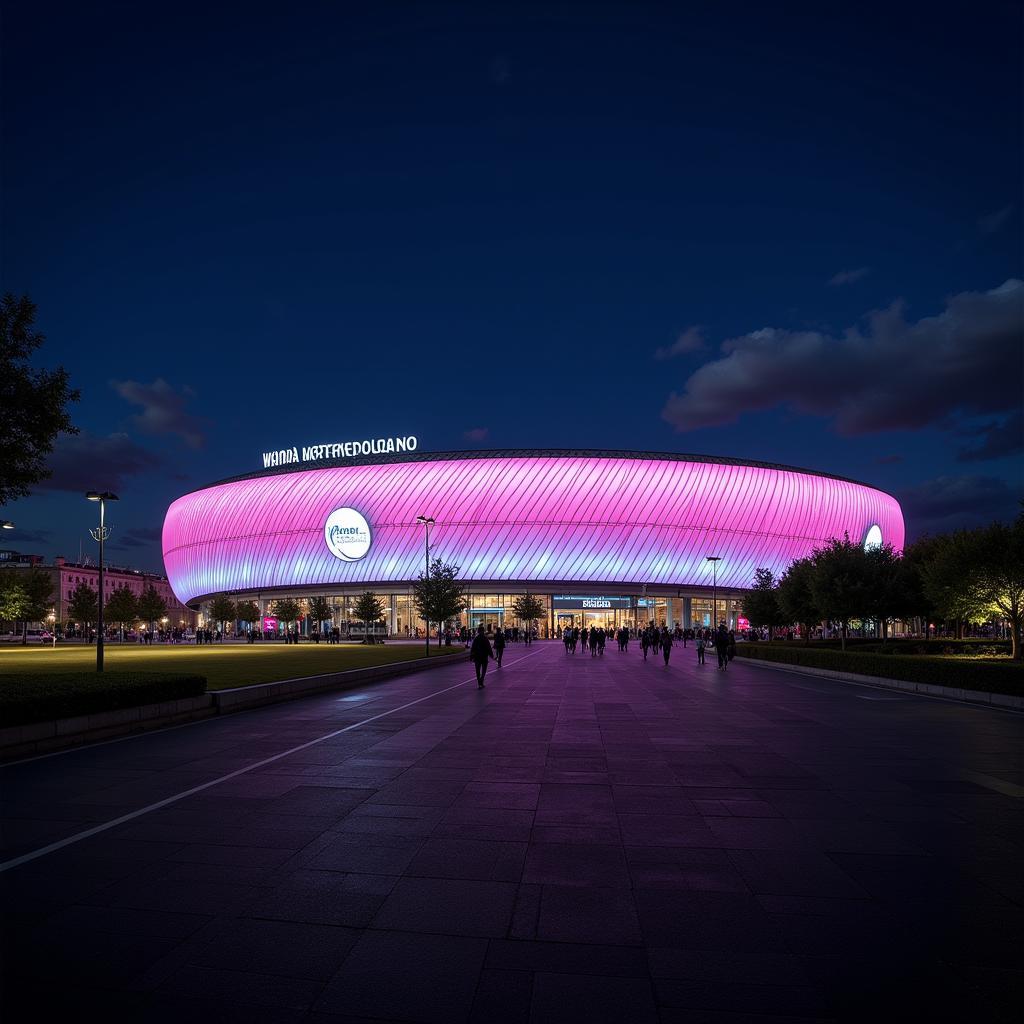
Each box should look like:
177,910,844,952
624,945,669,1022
162,454,905,603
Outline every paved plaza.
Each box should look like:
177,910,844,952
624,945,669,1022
1,641,1021,1022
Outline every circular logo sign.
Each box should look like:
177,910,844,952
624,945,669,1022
324,507,372,561
863,524,883,551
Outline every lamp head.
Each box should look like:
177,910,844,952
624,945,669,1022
705,555,721,563
0,520,14,529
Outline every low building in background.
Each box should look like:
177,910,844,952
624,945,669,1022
45,557,196,630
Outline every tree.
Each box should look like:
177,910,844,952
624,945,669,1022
972,515,1024,660
11,567,52,644
809,535,872,650
862,544,913,643
137,584,167,633
236,600,261,630
275,598,301,638
353,592,386,643
308,596,333,635
742,568,780,641
510,593,546,641
0,293,80,504
68,581,99,632
917,531,988,638
104,584,138,642
208,594,237,638
776,557,819,643
902,536,943,639
412,558,469,648
0,570,27,624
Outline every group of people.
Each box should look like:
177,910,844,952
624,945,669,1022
694,624,738,669
468,620,740,687
458,624,532,646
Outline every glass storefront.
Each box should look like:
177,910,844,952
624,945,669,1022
247,590,744,638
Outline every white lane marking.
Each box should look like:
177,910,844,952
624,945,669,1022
855,695,906,701
0,647,546,873
962,770,1024,800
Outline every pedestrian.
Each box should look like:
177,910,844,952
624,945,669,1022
696,634,705,665
494,626,506,667
727,629,736,665
716,624,729,670
470,624,494,688
641,629,650,661
661,628,673,666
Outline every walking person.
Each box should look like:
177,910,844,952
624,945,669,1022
470,625,494,688
661,628,673,666
716,624,729,670
696,633,705,665
494,626,506,667
641,628,650,661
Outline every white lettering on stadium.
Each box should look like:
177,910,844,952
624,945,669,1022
262,436,418,469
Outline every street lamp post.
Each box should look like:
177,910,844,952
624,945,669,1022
416,515,435,658
705,556,722,630
86,491,119,672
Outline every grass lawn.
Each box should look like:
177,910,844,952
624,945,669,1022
0,643,463,691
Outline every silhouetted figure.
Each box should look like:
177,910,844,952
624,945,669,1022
716,624,729,670
470,625,494,688
494,627,506,667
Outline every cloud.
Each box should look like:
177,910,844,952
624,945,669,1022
1,527,53,545
899,475,1021,539
828,267,870,286
111,378,206,448
957,409,1023,462
36,432,163,493
662,279,1024,460
979,204,1014,236
112,527,163,549
463,427,489,442
875,454,904,465
655,327,706,360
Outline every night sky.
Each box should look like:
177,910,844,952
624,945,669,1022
2,2,1021,575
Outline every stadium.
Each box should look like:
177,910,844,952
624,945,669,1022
161,449,905,637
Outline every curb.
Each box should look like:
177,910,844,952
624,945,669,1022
0,650,470,761
736,655,1024,710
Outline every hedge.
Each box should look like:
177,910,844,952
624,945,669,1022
735,644,1021,696
0,672,208,727
790,638,1012,655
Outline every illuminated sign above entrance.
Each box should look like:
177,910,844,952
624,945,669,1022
553,595,634,610
261,435,418,469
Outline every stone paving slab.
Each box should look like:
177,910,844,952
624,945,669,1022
1,641,1021,1021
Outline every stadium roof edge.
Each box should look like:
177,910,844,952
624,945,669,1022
176,449,896,501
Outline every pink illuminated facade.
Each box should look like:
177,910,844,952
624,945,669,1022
162,450,904,634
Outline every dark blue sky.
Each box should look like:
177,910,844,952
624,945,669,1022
3,2,1021,573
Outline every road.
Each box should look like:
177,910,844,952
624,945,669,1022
2,640,1021,1022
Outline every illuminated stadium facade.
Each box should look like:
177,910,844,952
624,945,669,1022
162,449,905,637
